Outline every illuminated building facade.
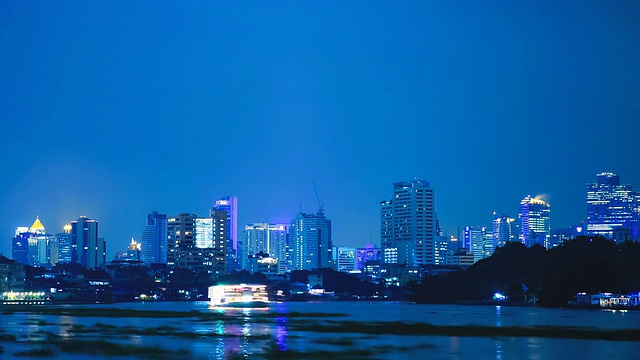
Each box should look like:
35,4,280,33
355,243,381,271
290,210,333,271
519,195,551,248
333,247,356,272
464,226,486,263
492,212,517,247
167,213,196,267
243,223,288,272
71,216,106,269
587,172,639,240
57,224,73,263
168,212,226,276
140,211,167,264
380,179,436,266
211,196,239,272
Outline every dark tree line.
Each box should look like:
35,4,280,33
411,236,640,307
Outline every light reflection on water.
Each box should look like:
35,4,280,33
1,302,640,359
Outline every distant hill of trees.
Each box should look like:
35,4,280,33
411,236,640,307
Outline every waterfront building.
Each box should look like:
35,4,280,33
247,252,279,280
355,243,381,271
519,195,551,248
0,256,26,292
268,224,290,273
290,210,333,271
211,196,239,272
70,216,106,269
380,179,436,266
334,246,356,272
140,211,168,264
586,172,639,240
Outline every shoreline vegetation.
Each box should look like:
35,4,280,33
1,305,640,359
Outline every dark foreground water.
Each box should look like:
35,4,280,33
1,301,639,359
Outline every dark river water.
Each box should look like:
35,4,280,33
1,301,639,359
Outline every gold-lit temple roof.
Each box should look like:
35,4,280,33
29,216,45,233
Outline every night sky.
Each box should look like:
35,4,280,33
1,1,639,257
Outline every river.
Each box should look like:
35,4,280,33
1,301,639,359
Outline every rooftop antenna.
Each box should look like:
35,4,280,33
313,181,324,214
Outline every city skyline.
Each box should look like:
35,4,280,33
4,171,638,259
1,2,639,256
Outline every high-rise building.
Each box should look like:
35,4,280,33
519,195,551,248
140,211,168,264
168,212,226,276
167,213,196,267
587,172,639,240
380,179,436,265
70,216,106,269
11,227,29,264
56,224,73,263
334,247,356,272
212,197,239,272
464,226,486,263
268,224,290,274
290,210,332,271
244,223,270,263
492,212,517,248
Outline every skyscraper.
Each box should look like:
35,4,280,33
212,196,239,272
70,216,106,269
380,179,436,265
492,212,517,248
519,195,551,248
56,224,72,263
587,172,639,240
290,210,332,271
140,211,168,264
167,213,196,268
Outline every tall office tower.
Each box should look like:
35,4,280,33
482,229,494,258
212,197,239,272
334,247,356,272
268,224,290,273
380,179,436,266
464,226,485,263
208,210,228,276
492,213,516,248
244,223,270,264
11,227,29,264
587,172,639,240
57,224,72,263
166,213,196,267
70,216,106,268
140,211,168,264
290,210,333,271
519,195,551,248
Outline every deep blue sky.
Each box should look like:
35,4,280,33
1,1,639,257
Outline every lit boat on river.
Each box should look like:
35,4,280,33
208,284,270,308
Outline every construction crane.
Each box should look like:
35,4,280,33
313,181,324,214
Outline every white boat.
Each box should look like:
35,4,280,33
208,284,270,308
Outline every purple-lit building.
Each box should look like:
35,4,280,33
355,243,381,271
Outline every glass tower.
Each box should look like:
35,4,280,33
519,195,551,248
587,172,639,240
